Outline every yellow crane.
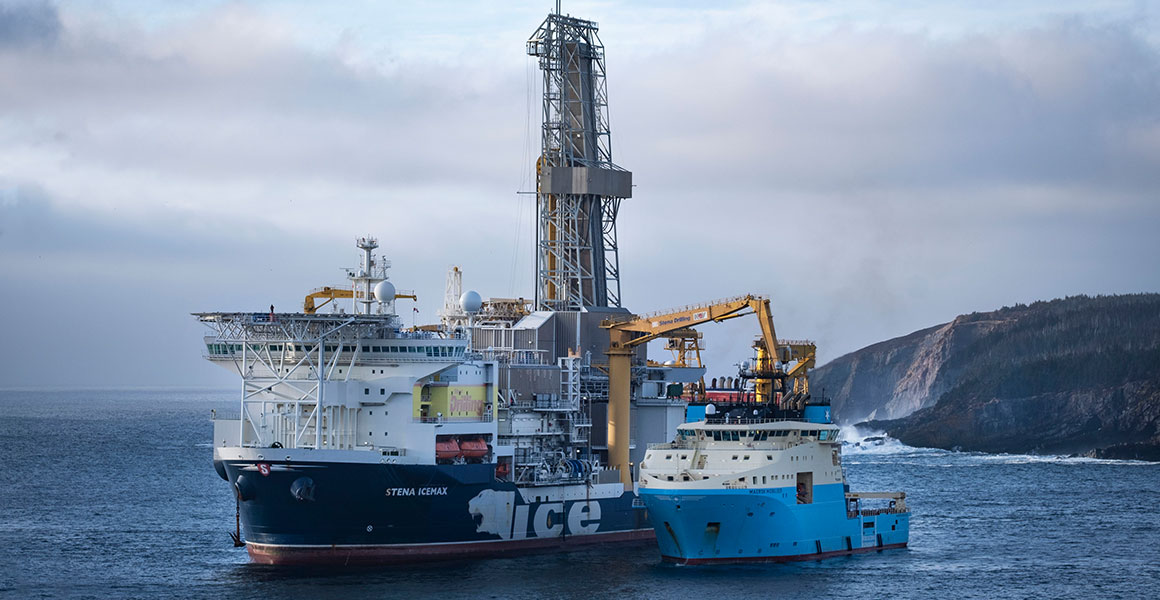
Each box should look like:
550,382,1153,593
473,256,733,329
303,287,418,314
600,294,815,488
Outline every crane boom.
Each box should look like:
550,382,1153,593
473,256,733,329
609,295,778,350
303,287,417,314
600,294,801,488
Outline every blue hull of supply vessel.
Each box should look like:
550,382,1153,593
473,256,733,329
640,482,908,564
217,459,653,564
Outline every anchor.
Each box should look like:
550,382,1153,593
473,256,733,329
229,494,245,547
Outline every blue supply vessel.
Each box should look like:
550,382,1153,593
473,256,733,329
638,400,909,564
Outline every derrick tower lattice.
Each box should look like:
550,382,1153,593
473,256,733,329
527,8,632,311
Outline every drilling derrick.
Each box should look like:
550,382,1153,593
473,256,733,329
528,8,632,311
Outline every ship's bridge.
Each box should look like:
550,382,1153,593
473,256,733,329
198,310,494,459
662,421,842,450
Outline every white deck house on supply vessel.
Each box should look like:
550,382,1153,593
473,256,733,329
639,422,845,492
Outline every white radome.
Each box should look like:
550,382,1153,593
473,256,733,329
373,280,396,303
460,290,482,313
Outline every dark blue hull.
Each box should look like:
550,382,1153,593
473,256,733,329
217,459,653,564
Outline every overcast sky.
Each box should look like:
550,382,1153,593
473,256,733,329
1,0,1158,389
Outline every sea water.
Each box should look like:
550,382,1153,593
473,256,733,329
2,389,1157,599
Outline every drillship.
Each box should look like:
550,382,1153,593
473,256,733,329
197,7,699,565
195,5,910,566
638,382,910,564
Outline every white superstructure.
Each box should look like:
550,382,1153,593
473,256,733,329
639,421,845,494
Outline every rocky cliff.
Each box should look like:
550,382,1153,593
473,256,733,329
813,294,1160,459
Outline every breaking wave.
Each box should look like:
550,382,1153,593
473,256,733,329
838,425,930,456
837,424,1154,466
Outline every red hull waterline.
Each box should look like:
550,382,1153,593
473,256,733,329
662,542,908,565
247,529,656,566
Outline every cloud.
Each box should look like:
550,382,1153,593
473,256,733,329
0,2,530,233
617,22,1160,197
0,0,61,48
1,1,1158,386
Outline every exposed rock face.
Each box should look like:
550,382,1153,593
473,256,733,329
871,377,1160,456
815,294,1160,458
815,318,1013,423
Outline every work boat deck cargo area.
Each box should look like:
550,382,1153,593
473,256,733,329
194,4,908,566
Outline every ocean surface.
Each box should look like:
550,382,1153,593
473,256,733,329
1,389,1158,600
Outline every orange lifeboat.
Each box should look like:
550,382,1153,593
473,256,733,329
435,438,461,461
459,438,489,460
